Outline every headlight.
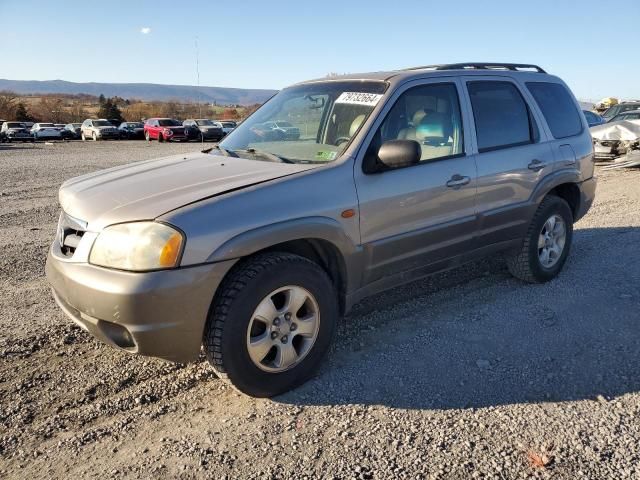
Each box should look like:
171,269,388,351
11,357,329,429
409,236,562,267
89,222,184,271
164,128,173,136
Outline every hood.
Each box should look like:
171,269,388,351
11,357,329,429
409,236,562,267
59,151,315,231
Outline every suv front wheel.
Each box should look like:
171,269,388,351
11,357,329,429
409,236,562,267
204,253,338,397
507,195,573,283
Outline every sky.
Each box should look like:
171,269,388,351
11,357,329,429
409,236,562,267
1,0,638,100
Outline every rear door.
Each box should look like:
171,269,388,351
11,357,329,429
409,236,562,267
525,80,593,177
460,77,555,247
354,78,477,285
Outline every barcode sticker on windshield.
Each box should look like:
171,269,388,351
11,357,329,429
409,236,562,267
335,92,383,106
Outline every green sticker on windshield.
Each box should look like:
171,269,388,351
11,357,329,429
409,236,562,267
316,150,337,161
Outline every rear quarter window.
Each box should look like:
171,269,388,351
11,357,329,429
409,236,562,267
526,82,583,139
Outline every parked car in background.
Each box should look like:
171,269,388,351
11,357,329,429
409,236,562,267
62,123,82,140
118,122,145,139
107,119,123,127
213,120,237,136
54,124,66,130
1,121,34,142
45,62,596,397
583,110,605,128
144,118,187,142
602,101,640,122
81,119,120,141
608,110,640,123
31,123,62,140
60,124,79,140
258,120,301,140
183,119,224,142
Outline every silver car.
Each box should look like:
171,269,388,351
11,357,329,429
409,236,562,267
47,62,596,397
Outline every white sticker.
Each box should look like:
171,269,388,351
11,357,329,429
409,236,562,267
335,92,383,106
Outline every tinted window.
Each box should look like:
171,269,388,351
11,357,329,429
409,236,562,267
468,81,533,152
367,82,464,167
527,82,582,139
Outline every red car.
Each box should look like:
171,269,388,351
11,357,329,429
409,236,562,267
144,118,187,142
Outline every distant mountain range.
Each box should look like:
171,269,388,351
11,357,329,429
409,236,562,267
0,79,277,105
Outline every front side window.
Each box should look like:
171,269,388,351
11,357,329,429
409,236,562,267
526,82,582,139
468,81,534,152
365,82,464,170
219,80,388,163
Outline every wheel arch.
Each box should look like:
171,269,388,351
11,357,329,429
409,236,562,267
207,217,363,315
531,171,582,221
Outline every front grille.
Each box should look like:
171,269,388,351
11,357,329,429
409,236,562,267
57,212,87,258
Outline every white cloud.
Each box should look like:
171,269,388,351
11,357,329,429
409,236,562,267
140,27,151,35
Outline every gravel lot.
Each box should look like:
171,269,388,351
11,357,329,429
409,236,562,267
1,141,639,479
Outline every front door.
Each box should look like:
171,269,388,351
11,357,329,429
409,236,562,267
354,79,478,285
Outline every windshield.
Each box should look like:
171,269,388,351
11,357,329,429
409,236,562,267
7,122,23,128
158,119,181,126
94,120,111,127
39,123,54,127
72,123,81,127
196,119,214,125
218,80,388,163
128,122,143,128
221,122,235,127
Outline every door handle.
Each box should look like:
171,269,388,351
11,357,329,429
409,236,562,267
446,174,471,188
528,159,546,171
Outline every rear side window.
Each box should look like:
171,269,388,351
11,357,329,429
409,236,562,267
467,81,534,152
526,82,582,139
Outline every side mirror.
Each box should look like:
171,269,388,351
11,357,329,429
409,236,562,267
378,140,421,169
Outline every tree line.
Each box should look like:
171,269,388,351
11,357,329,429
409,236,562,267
0,90,259,124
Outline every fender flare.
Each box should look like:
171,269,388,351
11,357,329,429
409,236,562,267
529,168,581,206
206,216,364,293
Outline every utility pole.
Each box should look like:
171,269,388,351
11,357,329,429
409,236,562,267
195,36,202,119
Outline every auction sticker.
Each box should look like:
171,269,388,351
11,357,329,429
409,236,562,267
335,92,383,106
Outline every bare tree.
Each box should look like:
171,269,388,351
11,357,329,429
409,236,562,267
0,91,19,119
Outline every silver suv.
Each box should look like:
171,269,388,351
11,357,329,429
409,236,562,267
46,63,596,397
80,119,120,141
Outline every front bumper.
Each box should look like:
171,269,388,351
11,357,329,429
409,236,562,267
46,248,236,362
97,131,120,139
7,132,33,140
199,130,224,140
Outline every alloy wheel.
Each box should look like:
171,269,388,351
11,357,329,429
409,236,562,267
246,285,320,373
538,214,566,268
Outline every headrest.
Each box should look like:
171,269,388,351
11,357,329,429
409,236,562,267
349,114,366,137
415,112,450,141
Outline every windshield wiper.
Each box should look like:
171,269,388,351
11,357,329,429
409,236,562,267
236,148,295,164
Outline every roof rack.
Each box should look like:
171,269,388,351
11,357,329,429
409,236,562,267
405,63,547,73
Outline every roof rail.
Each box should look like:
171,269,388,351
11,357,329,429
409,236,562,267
405,63,547,73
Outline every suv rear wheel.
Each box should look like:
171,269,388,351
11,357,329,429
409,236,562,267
204,252,338,397
506,195,573,283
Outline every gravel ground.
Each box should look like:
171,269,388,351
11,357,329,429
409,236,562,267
1,141,639,479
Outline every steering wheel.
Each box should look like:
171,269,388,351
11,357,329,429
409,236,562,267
334,137,351,146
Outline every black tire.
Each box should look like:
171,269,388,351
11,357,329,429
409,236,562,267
158,133,164,143
204,252,338,397
506,195,573,283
